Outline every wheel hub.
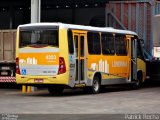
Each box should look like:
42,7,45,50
93,80,99,91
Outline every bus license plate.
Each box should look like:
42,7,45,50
34,79,44,83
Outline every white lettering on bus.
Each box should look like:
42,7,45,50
112,61,128,67
46,55,56,60
20,58,37,65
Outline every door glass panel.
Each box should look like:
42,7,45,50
131,39,137,80
76,59,78,81
80,36,84,57
81,60,84,80
80,36,85,80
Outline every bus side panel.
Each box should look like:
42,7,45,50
87,55,130,86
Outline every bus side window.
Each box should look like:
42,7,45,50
115,34,127,56
74,35,78,57
101,33,115,55
87,32,101,54
68,31,74,54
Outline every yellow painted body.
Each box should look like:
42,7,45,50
16,72,69,84
16,24,146,87
16,28,70,85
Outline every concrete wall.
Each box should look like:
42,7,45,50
74,8,104,25
41,8,104,25
41,9,73,23
0,7,105,29
0,12,10,29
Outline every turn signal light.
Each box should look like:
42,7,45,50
58,57,66,74
16,57,20,74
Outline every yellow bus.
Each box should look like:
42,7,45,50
16,23,146,94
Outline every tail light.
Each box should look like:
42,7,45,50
58,57,66,74
16,57,20,74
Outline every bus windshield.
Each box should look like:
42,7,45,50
19,27,59,47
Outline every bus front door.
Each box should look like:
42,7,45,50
73,33,87,84
131,39,137,81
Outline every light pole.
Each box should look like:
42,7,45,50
30,0,41,92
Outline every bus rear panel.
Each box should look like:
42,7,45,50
16,25,70,86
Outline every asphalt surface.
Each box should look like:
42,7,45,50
0,81,160,119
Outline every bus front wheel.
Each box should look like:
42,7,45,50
131,71,143,90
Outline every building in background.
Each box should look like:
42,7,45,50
0,0,109,29
1,0,160,83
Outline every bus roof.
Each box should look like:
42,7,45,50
19,22,137,36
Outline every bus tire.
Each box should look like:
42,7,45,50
85,76,101,94
131,71,143,90
48,85,64,95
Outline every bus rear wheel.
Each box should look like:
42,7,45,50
48,85,64,95
84,76,100,94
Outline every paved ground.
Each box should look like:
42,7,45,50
0,81,160,115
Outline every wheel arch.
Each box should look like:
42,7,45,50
92,72,102,85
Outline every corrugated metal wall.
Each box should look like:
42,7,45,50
106,0,160,53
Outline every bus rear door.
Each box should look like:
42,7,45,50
73,32,87,85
